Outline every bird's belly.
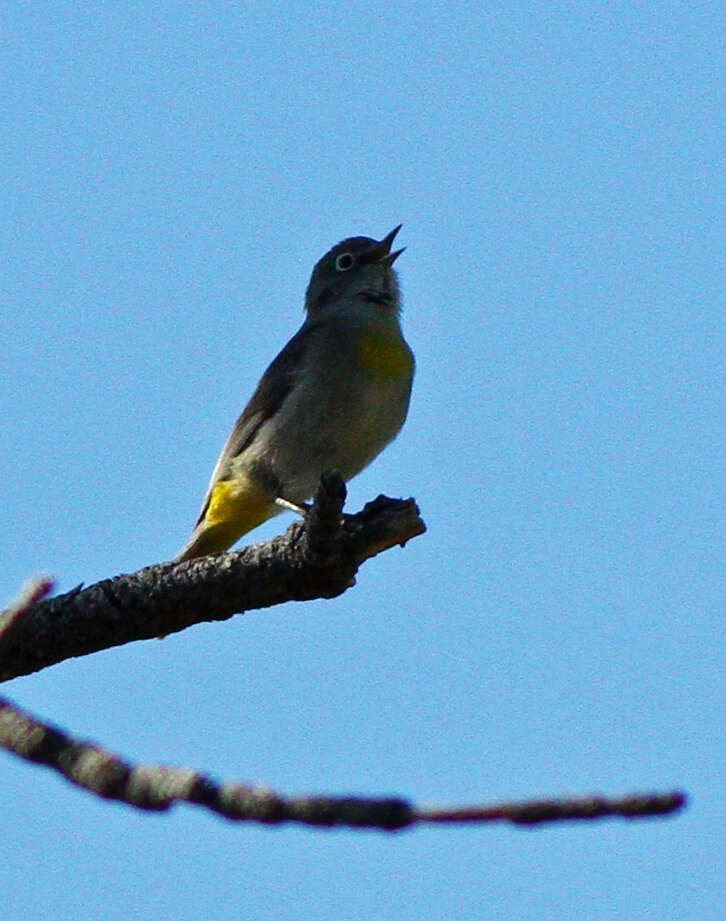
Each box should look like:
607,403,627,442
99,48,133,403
259,373,411,502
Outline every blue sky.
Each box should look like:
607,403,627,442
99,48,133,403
2,2,723,918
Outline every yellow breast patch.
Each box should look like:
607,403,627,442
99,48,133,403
357,329,415,379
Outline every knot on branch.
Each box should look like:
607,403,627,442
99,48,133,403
301,469,347,565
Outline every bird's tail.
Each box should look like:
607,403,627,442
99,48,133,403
174,476,278,562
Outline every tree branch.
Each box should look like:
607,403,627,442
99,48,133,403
0,695,686,831
0,473,425,682
0,489,688,834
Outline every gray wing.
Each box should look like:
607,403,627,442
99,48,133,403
192,320,323,526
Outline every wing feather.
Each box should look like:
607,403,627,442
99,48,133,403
192,321,321,526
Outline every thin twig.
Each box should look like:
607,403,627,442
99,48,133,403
0,575,55,623
0,696,686,831
417,792,687,825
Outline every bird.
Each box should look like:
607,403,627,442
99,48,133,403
175,225,414,562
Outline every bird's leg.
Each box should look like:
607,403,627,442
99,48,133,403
274,496,311,517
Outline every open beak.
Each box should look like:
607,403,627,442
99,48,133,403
371,224,405,266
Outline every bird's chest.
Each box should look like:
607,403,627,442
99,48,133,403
312,332,412,470
355,326,415,381
323,327,412,423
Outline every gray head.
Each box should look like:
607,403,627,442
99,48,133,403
304,225,405,318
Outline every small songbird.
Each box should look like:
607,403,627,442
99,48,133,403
175,225,414,562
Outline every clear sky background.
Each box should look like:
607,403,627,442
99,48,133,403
2,2,723,918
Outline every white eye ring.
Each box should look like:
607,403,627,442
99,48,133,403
335,253,354,271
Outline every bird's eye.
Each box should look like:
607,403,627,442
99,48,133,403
335,253,354,271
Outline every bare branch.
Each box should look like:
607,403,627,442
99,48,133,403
0,695,686,831
0,479,688,836
0,474,426,682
